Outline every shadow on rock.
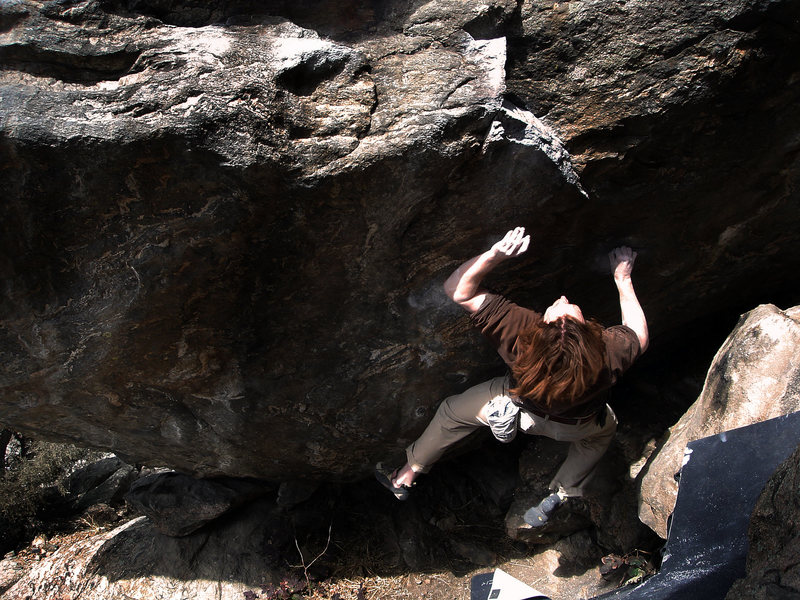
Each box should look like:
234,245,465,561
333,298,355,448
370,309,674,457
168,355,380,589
85,498,296,586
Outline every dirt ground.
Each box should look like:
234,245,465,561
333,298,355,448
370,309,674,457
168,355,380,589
1,526,626,600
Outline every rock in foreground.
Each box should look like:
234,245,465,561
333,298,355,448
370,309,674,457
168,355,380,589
726,442,800,600
639,305,800,538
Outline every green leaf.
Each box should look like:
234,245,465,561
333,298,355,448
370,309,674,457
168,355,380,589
623,567,646,585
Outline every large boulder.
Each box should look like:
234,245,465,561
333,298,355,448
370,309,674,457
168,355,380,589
1,0,799,481
639,304,800,538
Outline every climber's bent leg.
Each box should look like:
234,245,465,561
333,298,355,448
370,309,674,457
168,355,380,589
405,376,507,474
518,403,617,498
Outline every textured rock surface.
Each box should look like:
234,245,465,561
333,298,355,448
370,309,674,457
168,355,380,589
56,456,136,513
125,471,273,536
639,304,800,538
1,0,800,481
0,505,292,600
726,442,800,600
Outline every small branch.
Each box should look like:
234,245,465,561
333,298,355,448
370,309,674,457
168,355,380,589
294,522,333,590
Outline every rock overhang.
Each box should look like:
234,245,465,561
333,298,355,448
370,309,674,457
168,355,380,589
1,0,799,481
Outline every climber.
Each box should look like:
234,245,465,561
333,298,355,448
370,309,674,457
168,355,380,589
375,226,648,527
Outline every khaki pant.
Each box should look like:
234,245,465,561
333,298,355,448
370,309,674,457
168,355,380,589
406,376,617,497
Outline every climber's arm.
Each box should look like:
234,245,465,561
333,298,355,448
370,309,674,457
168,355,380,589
609,246,649,352
443,227,530,314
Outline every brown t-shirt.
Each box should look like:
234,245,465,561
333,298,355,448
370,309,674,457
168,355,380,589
470,293,642,418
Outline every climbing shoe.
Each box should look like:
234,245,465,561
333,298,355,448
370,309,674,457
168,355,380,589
374,462,413,501
523,492,566,527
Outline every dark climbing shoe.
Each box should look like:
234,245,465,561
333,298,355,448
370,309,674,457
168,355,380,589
374,462,412,501
523,492,566,527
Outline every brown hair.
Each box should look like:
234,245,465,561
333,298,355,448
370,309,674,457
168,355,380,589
509,317,606,409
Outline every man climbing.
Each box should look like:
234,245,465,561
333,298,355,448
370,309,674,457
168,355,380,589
376,226,648,527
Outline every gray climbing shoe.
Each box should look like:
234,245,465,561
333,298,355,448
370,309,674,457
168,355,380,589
523,492,566,527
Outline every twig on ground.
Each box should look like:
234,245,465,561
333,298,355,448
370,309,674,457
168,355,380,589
294,522,333,590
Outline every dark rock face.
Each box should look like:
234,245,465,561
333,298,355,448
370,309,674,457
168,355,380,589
1,0,799,481
125,472,273,536
59,456,137,514
726,442,800,600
